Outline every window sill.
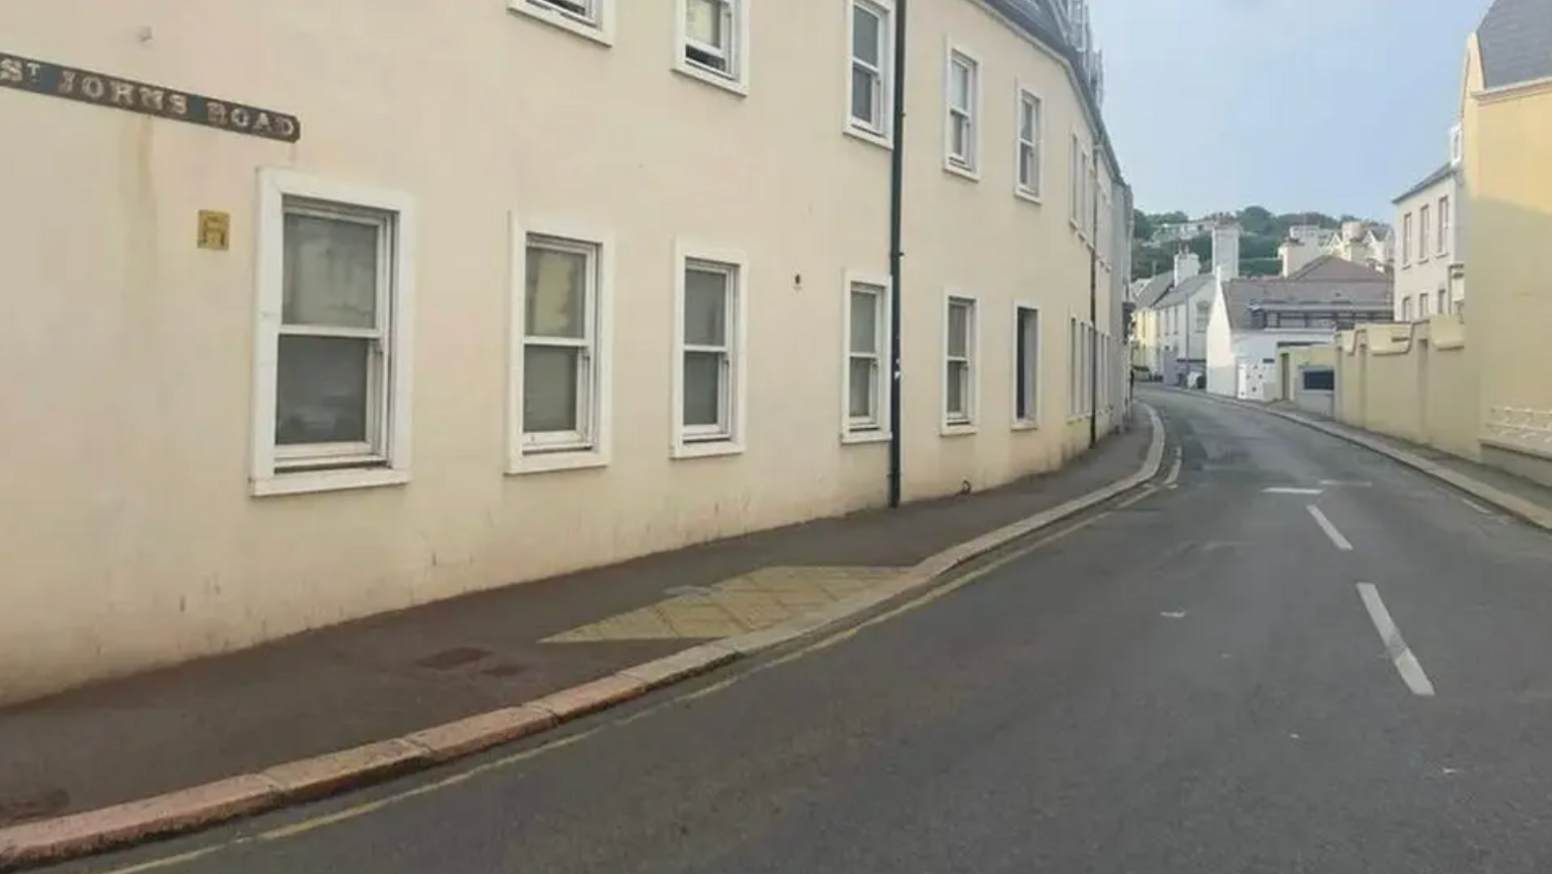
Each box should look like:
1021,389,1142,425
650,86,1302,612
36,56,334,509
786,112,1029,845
672,439,746,460
1011,420,1040,432
940,422,979,437
507,1,614,46
508,449,610,476
252,466,410,498
673,61,749,97
842,429,892,446
943,161,981,183
1014,187,1043,205
844,124,894,151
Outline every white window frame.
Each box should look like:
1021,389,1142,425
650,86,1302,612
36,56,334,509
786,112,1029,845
1068,317,1082,418
1418,204,1432,263
1401,295,1413,321
1437,195,1451,256
943,42,981,180
509,0,615,46
1014,86,1043,202
942,292,979,434
1098,183,1111,266
507,216,616,475
841,271,892,444
251,169,416,497
674,0,750,96
1084,324,1095,415
1081,151,1094,244
1402,212,1413,266
846,0,895,149
672,240,749,458
1012,303,1041,429
1068,133,1082,227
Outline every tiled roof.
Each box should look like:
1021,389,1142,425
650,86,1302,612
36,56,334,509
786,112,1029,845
1152,274,1214,309
1285,255,1388,282
1222,270,1392,331
1133,273,1176,308
1392,163,1456,204
1478,0,1552,89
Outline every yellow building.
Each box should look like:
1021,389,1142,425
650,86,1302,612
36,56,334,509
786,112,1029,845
1463,0,1552,484
0,0,1131,703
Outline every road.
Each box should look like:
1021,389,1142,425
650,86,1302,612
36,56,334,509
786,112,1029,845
50,389,1552,873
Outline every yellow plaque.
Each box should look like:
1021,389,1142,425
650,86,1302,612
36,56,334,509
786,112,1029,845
197,210,230,251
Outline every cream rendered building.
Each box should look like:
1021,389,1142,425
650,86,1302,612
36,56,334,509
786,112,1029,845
1392,129,1464,322
0,0,1129,703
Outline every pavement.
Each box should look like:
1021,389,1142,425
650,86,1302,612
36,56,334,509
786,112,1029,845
20,386,1552,872
0,405,1160,867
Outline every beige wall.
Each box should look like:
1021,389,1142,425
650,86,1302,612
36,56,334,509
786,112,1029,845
0,1,1124,702
1331,320,1478,460
1463,35,1552,484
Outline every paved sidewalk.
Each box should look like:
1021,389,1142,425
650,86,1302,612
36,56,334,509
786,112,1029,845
0,411,1153,828
1265,401,1552,515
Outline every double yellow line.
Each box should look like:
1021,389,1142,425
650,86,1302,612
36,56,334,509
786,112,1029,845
93,483,1160,874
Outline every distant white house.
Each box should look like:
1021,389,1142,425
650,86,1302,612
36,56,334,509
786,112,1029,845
1205,256,1394,400
1132,224,1241,384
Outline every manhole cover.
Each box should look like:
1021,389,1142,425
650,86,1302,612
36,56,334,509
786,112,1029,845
0,788,69,826
415,646,492,670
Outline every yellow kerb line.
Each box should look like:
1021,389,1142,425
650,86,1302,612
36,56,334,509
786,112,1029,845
90,482,1159,874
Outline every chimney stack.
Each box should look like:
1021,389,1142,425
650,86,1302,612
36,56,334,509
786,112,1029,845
1212,223,1241,280
1172,249,1201,285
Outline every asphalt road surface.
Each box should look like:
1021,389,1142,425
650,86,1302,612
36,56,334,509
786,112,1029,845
51,390,1552,873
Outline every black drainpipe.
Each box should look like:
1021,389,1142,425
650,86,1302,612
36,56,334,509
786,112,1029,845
1088,162,1099,448
887,0,909,509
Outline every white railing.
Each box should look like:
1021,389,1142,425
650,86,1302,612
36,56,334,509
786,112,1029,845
1485,406,1552,456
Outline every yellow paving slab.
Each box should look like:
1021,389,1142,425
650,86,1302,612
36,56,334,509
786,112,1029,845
541,566,905,643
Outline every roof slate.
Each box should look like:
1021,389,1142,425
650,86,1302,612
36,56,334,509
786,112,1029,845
1478,0,1552,90
1392,163,1456,204
1221,269,1392,331
1152,274,1214,309
1134,273,1176,308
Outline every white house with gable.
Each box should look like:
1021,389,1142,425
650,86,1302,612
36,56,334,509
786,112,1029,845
1205,257,1394,399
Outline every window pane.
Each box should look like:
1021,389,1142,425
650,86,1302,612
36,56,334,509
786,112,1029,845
853,5,881,65
523,345,580,434
282,213,379,329
684,268,729,346
946,361,966,414
525,245,588,340
950,62,970,108
1019,147,1034,186
275,335,370,445
1020,100,1035,140
947,303,969,356
1017,309,1038,418
951,118,968,158
849,358,875,419
683,351,723,427
851,66,878,124
687,0,724,47
850,289,879,353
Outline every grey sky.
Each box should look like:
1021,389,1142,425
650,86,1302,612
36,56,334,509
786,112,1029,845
1091,0,1488,220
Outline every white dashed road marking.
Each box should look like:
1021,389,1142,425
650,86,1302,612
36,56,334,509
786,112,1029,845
1306,505,1354,551
1356,582,1437,697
